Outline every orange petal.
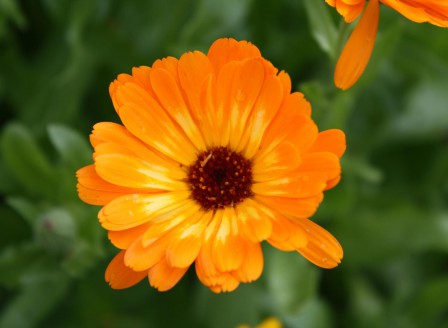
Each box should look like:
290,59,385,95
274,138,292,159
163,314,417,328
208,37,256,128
94,151,187,191
116,82,196,165
253,141,302,183
298,152,341,181
295,218,343,268
207,38,261,74
252,172,328,198
267,214,308,251
105,251,147,289
255,193,324,219
308,129,346,158
147,258,188,292
239,74,284,159
149,67,206,151
177,51,216,147
215,58,265,148
334,0,380,90
76,165,144,206
211,208,245,272
231,242,264,283
260,112,316,159
236,199,272,242
98,192,191,231
165,211,213,268
108,223,150,249
125,235,168,271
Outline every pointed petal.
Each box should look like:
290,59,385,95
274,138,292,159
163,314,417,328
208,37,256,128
98,192,191,231
253,141,302,183
116,82,197,165
207,38,261,73
148,258,188,292
236,199,272,242
150,67,206,151
254,193,324,219
295,219,343,268
166,211,213,268
108,223,150,249
212,208,245,272
231,242,264,283
308,129,346,158
239,74,284,159
334,0,380,90
76,165,144,206
105,251,147,289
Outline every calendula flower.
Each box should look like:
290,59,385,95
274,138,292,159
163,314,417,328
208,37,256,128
76,38,345,293
326,0,448,90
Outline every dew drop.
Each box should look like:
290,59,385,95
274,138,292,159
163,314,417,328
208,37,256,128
322,257,328,263
128,210,134,217
321,243,326,249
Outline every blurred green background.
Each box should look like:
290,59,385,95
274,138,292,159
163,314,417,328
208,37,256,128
1,1,447,327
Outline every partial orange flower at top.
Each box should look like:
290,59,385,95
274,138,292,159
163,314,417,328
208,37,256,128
76,38,345,293
326,0,448,90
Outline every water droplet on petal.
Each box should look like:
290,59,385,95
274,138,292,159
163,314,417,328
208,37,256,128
128,210,134,217
321,243,326,249
322,257,328,263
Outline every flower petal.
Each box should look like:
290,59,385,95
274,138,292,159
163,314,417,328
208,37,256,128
165,210,213,268
236,199,272,242
207,38,261,74
94,151,187,190
105,251,147,289
212,208,245,272
254,193,324,219
231,242,264,283
253,141,302,183
252,173,328,198
308,129,346,158
295,218,343,268
215,58,265,148
148,258,188,292
108,223,150,249
239,74,284,159
334,0,380,90
76,165,144,206
98,192,191,231
150,67,206,151
116,82,197,165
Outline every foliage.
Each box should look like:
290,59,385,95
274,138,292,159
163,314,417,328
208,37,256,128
1,0,447,327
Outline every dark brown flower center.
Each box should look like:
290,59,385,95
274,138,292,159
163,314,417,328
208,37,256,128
187,146,253,211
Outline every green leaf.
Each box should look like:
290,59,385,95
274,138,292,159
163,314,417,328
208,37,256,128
47,124,92,170
0,122,56,197
303,0,338,60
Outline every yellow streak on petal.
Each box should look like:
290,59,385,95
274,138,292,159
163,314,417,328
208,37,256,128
334,0,380,90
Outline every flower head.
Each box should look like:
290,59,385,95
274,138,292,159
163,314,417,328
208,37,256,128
76,38,345,293
326,0,448,90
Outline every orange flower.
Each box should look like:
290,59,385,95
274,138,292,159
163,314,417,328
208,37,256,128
76,38,345,293
326,0,448,90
